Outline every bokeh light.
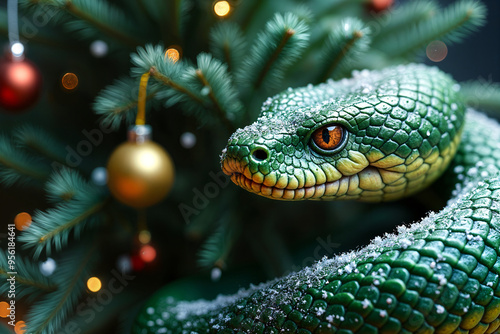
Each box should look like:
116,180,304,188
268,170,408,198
87,277,102,292
11,43,24,57
62,72,79,90
14,212,31,231
39,257,57,277
0,301,10,318
90,40,108,58
214,1,231,17
139,244,157,263
165,47,180,63
426,40,448,62
138,230,151,244
14,321,26,334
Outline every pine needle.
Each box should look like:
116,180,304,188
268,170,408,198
209,22,247,74
460,80,500,113
371,0,439,45
131,45,203,107
377,0,486,59
317,17,371,81
45,168,98,202
93,76,159,130
21,0,143,47
13,125,67,167
198,216,240,269
0,136,50,186
0,250,57,300
238,12,310,90
19,182,107,259
24,244,97,334
186,53,244,129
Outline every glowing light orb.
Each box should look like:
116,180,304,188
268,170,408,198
15,321,26,334
426,40,448,62
11,43,24,57
214,1,231,17
138,230,151,244
139,244,157,263
39,257,57,276
165,47,180,63
62,73,79,90
0,301,10,318
87,277,102,292
14,212,31,231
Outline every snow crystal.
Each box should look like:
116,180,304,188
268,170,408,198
399,238,412,249
316,308,325,316
362,299,370,309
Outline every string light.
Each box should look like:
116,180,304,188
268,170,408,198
0,301,10,318
62,72,79,90
14,321,26,334
164,47,180,63
139,244,156,263
90,40,108,58
91,167,108,186
14,212,31,231
87,277,102,292
426,40,448,62
214,1,231,17
39,257,57,276
180,132,197,149
138,230,151,244
11,42,24,57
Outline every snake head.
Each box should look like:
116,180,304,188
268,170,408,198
221,65,465,201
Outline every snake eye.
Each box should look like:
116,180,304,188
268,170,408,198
310,124,346,153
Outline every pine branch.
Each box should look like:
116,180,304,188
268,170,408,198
371,0,438,46
131,45,203,106
376,0,486,59
238,12,310,90
0,136,51,186
21,0,142,47
93,77,159,130
209,22,247,74
188,53,243,130
317,17,371,82
0,250,57,300
45,168,98,202
19,179,108,259
13,125,68,167
198,216,240,269
131,45,240,127
460,80,500,113
25,244,97,334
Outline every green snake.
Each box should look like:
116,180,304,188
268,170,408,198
132,64,500,333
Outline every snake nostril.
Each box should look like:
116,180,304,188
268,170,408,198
252,148,268,162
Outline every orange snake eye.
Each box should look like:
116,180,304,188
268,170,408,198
311,124,345,152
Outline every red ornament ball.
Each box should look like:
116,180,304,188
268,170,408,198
0,54,42,112
367,0,394,13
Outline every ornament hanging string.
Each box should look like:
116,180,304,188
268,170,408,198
7,0,24,57
136,72,150,125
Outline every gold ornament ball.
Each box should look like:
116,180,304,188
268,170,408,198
107,140,175,208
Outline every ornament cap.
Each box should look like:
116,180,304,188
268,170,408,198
128,125,152,143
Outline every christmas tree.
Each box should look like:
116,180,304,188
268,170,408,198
0,0,499,333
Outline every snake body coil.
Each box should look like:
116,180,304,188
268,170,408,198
133,64,500,333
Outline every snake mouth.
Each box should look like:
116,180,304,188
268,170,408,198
229,172,361,200
223,156,390,201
